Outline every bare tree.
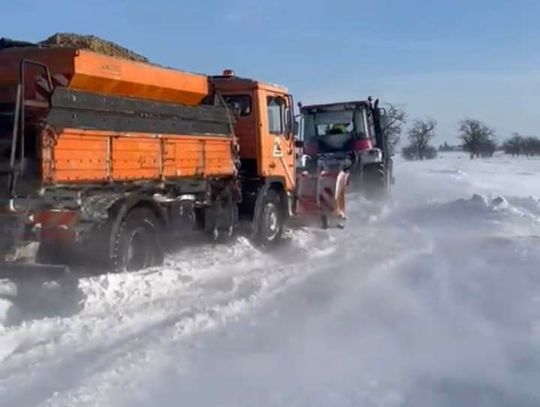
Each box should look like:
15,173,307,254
406,118,437,160
502,133,525,156
503,134,540,156
523,136,540,156
380,103,407,154
459,119,496,159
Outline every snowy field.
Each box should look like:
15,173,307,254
1,152,540,407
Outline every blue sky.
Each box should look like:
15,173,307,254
4,0,540,144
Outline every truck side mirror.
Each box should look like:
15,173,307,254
294,139,304,148
293,120,299,136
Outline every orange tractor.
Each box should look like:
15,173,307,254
0,39,348,281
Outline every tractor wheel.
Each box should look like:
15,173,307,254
254,189,284,247
362,162,389,200
110,208,164,272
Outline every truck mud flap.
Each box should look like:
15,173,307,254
0,262,70,281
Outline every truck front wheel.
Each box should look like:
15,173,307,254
111,208,164,272
254,189,284,247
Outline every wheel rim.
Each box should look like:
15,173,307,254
126,227,149,271
262,202,280,241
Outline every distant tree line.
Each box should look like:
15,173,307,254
502,133,540,156
400,117,499,161
381,103,537,161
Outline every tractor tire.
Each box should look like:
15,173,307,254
362,162,389,200
254,189,284,247
110,208,164,272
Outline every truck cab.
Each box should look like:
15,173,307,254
213,72,297,236
213,71,296,190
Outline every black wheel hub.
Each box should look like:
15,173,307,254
261,202,280,241
125,227,151,271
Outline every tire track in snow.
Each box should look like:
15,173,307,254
0,230,354,406
0,190,430,406
43,226,433,407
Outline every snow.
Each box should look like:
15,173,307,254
1,152,540,406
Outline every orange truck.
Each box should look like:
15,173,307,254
0,39,347,277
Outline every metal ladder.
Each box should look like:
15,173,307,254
5,59,53,203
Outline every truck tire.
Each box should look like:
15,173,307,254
254,189,284,247
36,242,71,266
321,214,329,230
110,208,164,272
362,162,388,200
207,190,237,244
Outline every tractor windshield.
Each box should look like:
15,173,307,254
303,107,370,141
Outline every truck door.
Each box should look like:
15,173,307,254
260,92,296,191
221,93,258,175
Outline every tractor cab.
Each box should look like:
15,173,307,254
298,98,393,197
300,101,374,157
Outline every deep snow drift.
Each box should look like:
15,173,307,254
1,152,539,407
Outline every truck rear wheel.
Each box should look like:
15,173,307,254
254,189,284,247
362,162,388,200
111,208,164,272
36,242,71,266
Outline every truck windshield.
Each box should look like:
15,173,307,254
303,108,369,141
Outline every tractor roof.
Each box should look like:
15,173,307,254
301,100,370,113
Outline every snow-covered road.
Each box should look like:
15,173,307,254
1,152,540,406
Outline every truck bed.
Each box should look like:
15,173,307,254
44,129,235,184
41,88,236,184
0,47,237,187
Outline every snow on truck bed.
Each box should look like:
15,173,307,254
1,152,540,406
